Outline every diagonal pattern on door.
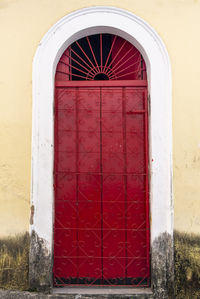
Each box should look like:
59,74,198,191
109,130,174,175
53,85,150,286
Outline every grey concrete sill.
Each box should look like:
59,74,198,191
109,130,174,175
53,286,153,298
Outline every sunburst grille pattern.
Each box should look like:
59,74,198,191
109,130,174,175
55,34,147,81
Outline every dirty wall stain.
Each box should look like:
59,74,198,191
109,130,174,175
174,230,200,298
0,232,29,290
0,230,200,297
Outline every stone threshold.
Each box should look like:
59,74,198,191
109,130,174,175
53,286,153,298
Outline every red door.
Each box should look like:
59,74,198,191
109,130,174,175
53,81,150,286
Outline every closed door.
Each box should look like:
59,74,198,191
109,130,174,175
53,84,150,286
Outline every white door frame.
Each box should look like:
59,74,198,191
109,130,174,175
30,6,173,294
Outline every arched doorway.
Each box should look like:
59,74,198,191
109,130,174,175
53,33,150,287
30,7,173,296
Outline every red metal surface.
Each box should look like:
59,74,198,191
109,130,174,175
55,80,148,87
53,85,150,287
55,34,147,81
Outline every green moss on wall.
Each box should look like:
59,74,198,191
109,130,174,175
175,230,200,298
0,233,29,290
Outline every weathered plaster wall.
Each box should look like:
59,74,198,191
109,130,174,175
0,0,200,236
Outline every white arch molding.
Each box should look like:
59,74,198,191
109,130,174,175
31,6,173,295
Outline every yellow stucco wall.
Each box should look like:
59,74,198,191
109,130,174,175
0,0,200,236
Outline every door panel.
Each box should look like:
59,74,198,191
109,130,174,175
54,86,149,286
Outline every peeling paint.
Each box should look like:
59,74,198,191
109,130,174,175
30,205,34,225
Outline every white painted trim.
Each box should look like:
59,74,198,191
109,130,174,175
31,6,173,257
